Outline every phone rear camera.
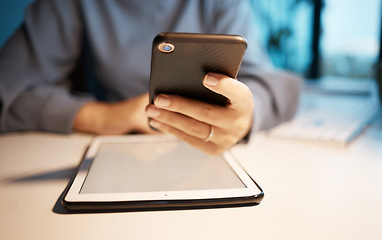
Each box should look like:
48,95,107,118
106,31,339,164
158,42,175,53
163,45,172,51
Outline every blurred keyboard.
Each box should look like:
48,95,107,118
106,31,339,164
268,93,381,145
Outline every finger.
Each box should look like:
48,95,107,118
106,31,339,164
146,105,240,147
145,105,212,140
153,94,235,128
203,73,253,111
148,119,226,155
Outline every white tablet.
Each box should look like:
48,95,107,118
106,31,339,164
63,135,263,211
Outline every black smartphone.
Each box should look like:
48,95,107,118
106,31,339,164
149,32,247,106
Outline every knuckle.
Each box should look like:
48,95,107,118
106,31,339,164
160,110,172,122
171,96,187,112
188,122,204,137
172,99,183,111
201,106,216,121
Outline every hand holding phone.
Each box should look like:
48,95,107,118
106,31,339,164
146,33,254,155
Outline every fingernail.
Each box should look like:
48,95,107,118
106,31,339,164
146,106,161,117
155,95,171,107
203,73,219,86
149,119,162,128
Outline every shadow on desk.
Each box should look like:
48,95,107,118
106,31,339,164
7,167,118,215
9,167,77,183
6,166,78,214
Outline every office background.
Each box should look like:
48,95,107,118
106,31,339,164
1,0,381,80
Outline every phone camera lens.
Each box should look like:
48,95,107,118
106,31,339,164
163,45,172,51
158,42,175,53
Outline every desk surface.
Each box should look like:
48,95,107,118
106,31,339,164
1,116,381,240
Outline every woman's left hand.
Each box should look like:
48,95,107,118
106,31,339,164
145,73,254,155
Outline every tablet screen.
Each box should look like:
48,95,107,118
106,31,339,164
80,140,245,194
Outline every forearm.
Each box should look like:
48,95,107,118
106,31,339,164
0,0,84,133
0,86,91,133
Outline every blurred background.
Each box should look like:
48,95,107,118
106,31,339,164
1,0,381,81
251,0,382,81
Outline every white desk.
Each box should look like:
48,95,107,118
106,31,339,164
1,115,381,240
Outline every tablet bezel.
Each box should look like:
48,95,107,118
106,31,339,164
63,135,263,211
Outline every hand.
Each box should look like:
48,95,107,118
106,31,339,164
145,73,254,155
73,93,156,135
